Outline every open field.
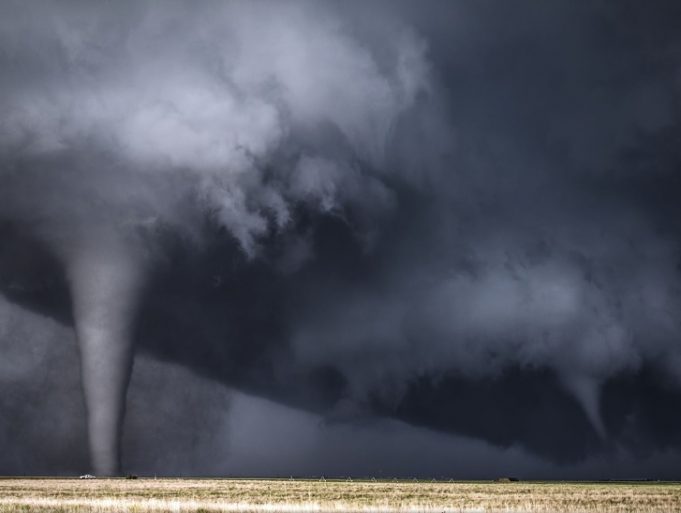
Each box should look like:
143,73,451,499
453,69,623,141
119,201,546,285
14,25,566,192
0,478,680,513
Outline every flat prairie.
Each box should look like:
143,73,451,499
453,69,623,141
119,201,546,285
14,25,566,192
0,478,679,513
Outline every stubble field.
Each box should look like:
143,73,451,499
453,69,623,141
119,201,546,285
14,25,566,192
0,478,679,513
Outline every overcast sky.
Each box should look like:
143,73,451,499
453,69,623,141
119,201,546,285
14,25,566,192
1,0,681,478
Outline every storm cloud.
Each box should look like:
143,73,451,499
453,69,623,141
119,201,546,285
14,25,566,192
1,0,681,477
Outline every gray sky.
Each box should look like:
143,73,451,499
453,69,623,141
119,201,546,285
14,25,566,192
1,0,681,477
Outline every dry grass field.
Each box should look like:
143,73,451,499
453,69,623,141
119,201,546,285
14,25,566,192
0,478,679,513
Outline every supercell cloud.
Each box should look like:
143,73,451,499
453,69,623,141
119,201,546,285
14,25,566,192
1,0,681,477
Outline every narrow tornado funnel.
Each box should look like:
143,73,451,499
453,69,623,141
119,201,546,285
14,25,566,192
561,374,606,439
67,241,143,476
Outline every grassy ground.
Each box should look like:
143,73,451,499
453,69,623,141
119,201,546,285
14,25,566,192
0,478,679,512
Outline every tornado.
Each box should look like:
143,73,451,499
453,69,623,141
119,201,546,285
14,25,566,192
66,239,144,476
561,374,606,439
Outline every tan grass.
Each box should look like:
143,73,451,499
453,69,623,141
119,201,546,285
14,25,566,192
0,478,679,513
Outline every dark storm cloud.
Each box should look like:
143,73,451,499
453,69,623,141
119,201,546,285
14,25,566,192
1,0,681,476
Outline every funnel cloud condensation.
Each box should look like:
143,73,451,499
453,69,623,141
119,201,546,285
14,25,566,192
1,0,681,478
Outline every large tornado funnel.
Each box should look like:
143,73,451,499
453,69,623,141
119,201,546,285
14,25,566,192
67,242,143,476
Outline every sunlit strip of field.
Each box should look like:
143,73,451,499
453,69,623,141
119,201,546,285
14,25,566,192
0,478,680,513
